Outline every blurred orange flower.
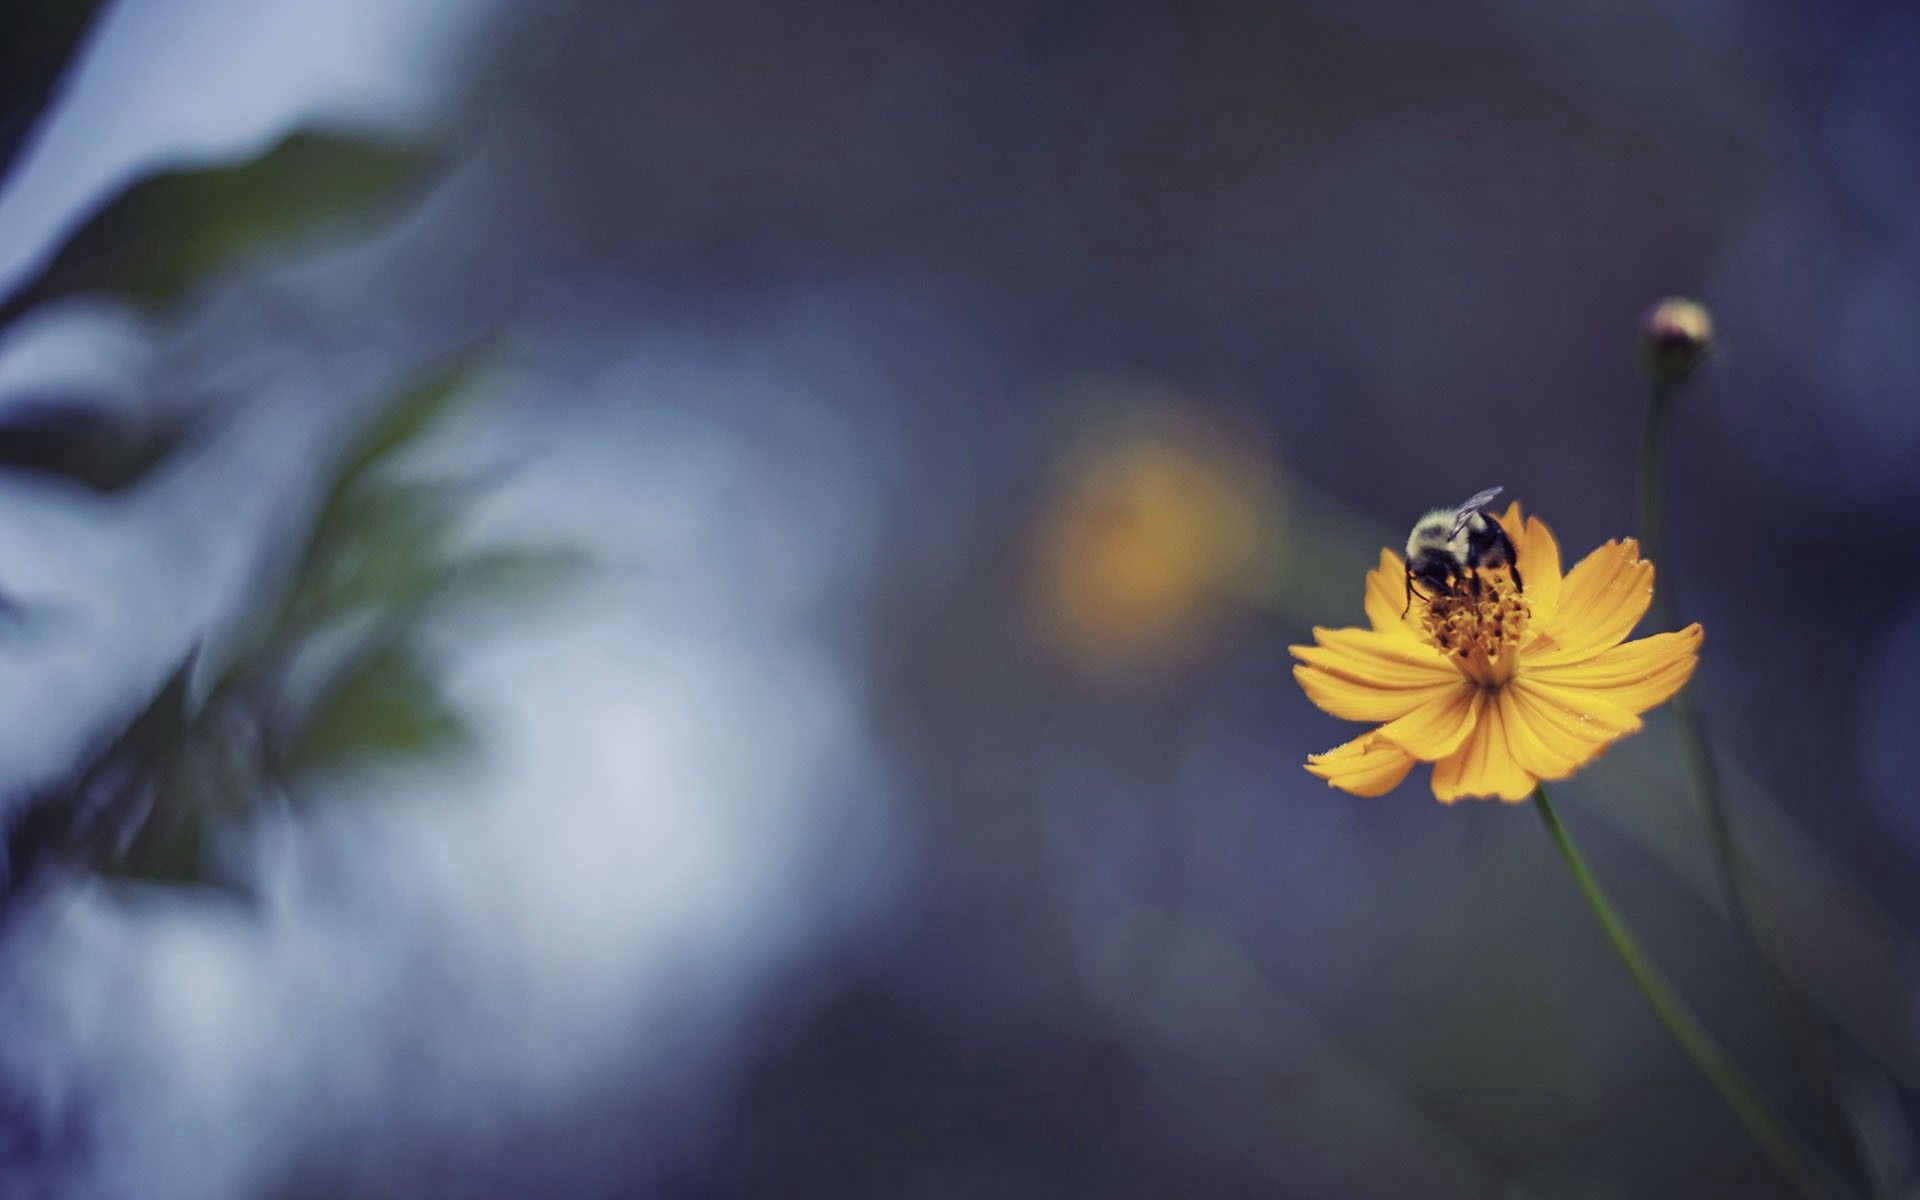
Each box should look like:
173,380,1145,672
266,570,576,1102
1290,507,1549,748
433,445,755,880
1030,403,1279,675
1292,502,1701,802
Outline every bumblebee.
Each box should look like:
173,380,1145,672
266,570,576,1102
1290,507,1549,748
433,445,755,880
1402,486,1522,614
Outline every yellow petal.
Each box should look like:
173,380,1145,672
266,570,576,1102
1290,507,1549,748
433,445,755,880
1487,503,1560,626
1292,664,1463,723
1514,514,1562,627
1363,548,1425,641
1290,626,1463,721
1430,690,1535,802
1527,539,1653,665
1505,676,1643,748
1527,624,1701,714
1497,685,1594,779
1305,731,1416,797
1374,682,1480,761
1298,626,1458,681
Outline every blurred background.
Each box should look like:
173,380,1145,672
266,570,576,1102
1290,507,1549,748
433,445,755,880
1,0,1917,1196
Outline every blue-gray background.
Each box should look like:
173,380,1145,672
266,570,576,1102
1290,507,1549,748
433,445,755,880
1,0,1917,1196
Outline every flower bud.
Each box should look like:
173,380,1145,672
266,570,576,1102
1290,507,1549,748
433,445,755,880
1639,297,1715,386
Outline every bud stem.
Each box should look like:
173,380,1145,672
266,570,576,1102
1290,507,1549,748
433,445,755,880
1636,381,1676,588
1637,379,1876,1196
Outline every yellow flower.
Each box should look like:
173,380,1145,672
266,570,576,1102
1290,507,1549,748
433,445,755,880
1030,405,1279,674
1291,502,1702,802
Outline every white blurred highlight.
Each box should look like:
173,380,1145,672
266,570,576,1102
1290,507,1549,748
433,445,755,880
0,327,906,1196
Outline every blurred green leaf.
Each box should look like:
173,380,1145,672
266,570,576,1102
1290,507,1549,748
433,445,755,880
332,348,493,488
0,1,108,182
279,642,468,782
0,349,579,907
284,479,472,630
449,546,591,603
0,400,197,492
274,347,501,630
0,129,437,331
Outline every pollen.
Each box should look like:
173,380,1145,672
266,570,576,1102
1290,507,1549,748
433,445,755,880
1421,568,1529,685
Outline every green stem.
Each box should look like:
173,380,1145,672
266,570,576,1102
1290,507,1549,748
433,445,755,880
1637,383,1874,1195
1637,382,1674,582
1640,381,1750,971
1532,785,1817,1197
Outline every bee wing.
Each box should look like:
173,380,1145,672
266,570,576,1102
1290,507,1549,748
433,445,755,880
1448,486,1503,536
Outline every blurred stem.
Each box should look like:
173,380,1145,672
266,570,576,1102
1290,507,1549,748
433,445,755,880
1639,384,1742,957
1639,384,1738,919
1636,382,1674,581
1532,785,1819,1198
1638,383,1875,1195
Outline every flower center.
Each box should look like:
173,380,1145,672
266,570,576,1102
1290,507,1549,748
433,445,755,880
1420,568,1529,685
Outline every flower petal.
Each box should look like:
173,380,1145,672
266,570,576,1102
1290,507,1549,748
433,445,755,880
1430,690,1535,802
1292,665,1459,723
1527,539,1653,665
1505,676,1642,747
1305,731,1416,797
1497,684,1596,779
1363,548,1425,641
1298,626,1458,680
1374,682,1480,761
1513,514,1562,627
1290,626,1463,721
1527,624,1701,714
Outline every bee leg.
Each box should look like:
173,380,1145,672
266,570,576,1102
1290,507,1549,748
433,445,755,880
1403,571,1444,617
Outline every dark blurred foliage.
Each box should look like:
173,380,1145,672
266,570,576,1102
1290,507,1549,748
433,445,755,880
0,3,507,910
1,348,573,902
0,127,435,498
5,0,1920,1197
0,129,432,330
